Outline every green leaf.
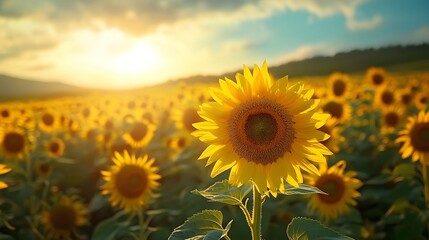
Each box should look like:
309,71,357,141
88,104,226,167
91,216,128,240
283,183,327,196
286,217,354,240
168,210,232,240
192,180,252,205
392,163,415,180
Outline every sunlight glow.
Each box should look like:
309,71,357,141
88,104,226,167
114,41,161,75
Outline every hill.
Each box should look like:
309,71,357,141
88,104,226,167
0,75,87,102
173,43,429,85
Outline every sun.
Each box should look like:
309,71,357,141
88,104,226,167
114,40,161,75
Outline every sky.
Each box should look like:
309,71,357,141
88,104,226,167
0,0,428,89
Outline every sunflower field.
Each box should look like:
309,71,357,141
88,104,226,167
0,64,429,240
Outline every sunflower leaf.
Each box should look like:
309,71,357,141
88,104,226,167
192,180,253,205
168,210,232,240
283,183,327,196
287,217,354,240
91,216,129,240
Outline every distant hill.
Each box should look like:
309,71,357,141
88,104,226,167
1,43,428,101
173,43,429,85
0,75,86,101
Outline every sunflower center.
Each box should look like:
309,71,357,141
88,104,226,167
38,163,51,174
3,132,25,153
420,96,427,104
130,122,148,141
1,110,10,118
385,112,399,127
410,123,429,152
177,137,186,148
381,91,394,105
116,165,148,198
42,113,54,126
316,174,345,204
245,113,278,145
322,101,343,119
183,108,202,132
372,74,383,85
49,205,77,230
333,80,346,96
228,98,294,165
401,94,411,105
50,142,60,154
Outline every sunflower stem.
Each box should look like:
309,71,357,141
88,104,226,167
250,184,263,240
138,209,145,240
421,156,429,236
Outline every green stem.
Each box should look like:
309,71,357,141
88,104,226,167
138,209,145,240
250,185,263,240
421,157,429,236
223,235,232,240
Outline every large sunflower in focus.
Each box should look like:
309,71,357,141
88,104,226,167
193,61,332,195
41,195,88,239
307,160,362,222
101,151,161,214
396,110,429,163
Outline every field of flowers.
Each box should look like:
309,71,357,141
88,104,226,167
0,64,428,240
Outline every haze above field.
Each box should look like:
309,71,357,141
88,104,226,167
1,44,429,101
0,0,428,89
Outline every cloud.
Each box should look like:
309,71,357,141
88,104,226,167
0,0,383,88
276,0,382,31
273,44,336,65
0,18,59,61
0,0,380,34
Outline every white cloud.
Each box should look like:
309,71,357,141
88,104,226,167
274,0,382,31
272,44,336,65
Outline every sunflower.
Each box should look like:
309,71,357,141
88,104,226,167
327,72,351,99
173,100,204,135
396,88,414,107
122,120,155,148
0,105,15,125
396,110,429,163
166,134,191,159
0,126,32,160
320,99,352,124
101,151,161,214
45,138,65,158
41,195,88,239
374,85,396,109
38,109,59,133
36,161,53,179
366,67,386,88
0,164,12,189
380,107,404,134
307,160,362,222
414,90,428,110
193,61,332,195
318,118,344,153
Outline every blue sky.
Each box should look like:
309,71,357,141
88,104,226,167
0,0,428,89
